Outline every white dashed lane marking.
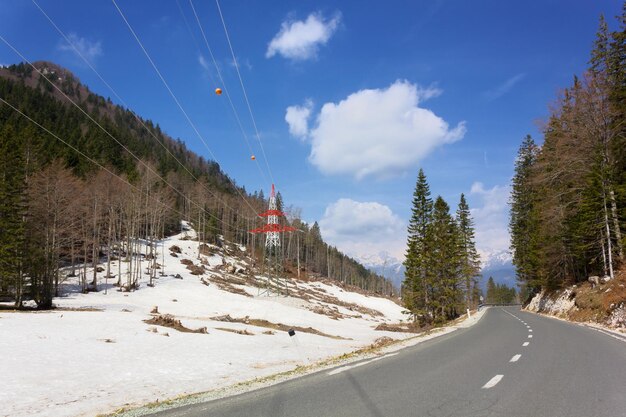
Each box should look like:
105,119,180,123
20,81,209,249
510,354,521,362
528,335,533,338
482,374,504,389
523,342,529,346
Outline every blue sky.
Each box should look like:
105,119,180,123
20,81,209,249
1,0,622,264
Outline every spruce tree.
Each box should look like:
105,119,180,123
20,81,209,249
509,135,541,294
402,169,432,322
456,193,481,310
486,277,496,304
608,4,626,254
424,196,462,322
0,124,27,307
589,15,610,76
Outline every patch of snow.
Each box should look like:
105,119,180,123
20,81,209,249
526,289,575,317
0,223,412,417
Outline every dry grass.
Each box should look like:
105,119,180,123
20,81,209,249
370,336,395,349
309,304,351,320
198,244,215,256
215,327,254,336
144,314,208,334
374,322,422,333
210,314,351,340
567,267,626,323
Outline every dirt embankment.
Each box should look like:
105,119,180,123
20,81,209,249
525,267,626,330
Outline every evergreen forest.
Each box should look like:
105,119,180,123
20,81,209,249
510,8,626,300
0,61,393,309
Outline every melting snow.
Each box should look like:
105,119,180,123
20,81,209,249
0,225,411,417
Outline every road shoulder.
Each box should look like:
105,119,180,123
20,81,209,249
107,308,489,417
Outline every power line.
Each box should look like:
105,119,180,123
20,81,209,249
0,35,256,232
31,0,257,223
111,0,261,217
214,0,275,186
0,96,259,236
187,0,269,186
1,97,175,220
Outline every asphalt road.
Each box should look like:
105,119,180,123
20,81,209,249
153,307,626,417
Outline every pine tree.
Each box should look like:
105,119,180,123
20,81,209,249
402,169,433,322
456,193,481,310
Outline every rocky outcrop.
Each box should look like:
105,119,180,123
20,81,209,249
525,275,626,330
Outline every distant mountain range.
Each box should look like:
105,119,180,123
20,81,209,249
360,249,517,292
357,252,405,289
478,249,516,291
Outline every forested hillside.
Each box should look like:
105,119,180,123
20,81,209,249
510,8,626,300
0,61,392,309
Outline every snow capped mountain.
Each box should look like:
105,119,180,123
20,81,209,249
478,249,513,271
358,249,516,291
357,251,405,288
478,249,516,290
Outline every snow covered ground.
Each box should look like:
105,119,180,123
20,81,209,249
0,224,414,417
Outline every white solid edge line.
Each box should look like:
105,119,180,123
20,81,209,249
523,342,529,346
510,354,521,362
327,353,399,376
482,374,504,389
589,327,626,343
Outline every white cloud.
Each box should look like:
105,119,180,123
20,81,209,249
229,56,252,71
483,73,525,101
285,99,313,139
266,12,341,61
307,80,466,180
320,198,406,260
198,55,210,72
57,33,102,61
469,182,511,263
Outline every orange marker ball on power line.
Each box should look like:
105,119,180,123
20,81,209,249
251,155,256,160
215,88,222,95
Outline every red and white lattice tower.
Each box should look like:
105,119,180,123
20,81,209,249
249,184,295,296
265,184,281,248
249,184,295,247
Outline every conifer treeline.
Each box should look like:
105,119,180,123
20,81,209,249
402,169,481,325
510,7,626,299
0,62,392,309
485,277,517,305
